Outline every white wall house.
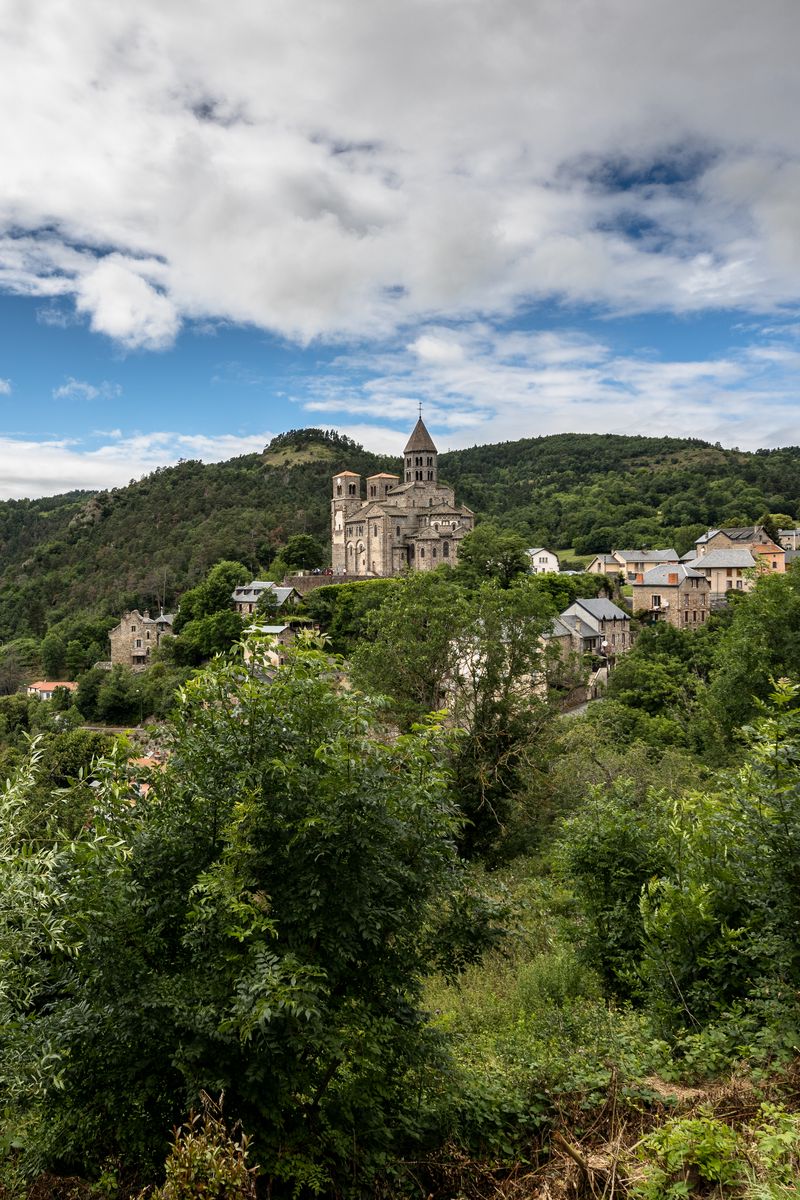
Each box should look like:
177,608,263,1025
527,547,560,575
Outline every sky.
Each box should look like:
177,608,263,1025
1,0,800,497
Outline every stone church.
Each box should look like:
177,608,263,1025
331,416,475,576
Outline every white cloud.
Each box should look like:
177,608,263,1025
0,379,11,395
0,2,799,347
0,429,274,500
53,377,122,402
300,323,800,452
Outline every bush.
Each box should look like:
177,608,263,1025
151,1095,257,1200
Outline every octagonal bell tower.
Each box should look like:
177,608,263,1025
403,416,438,483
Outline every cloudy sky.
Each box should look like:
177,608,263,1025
1,0,800,496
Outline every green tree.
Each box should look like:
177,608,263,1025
0,646,480,1193
174,560,250,630
40,632,66,679
455,523,530,588
282,533,324,572
351,573,468,728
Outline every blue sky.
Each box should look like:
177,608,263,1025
1,1,800,496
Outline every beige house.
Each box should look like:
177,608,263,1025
331,416,474,576
632,564,710,629
684,548,757,600
586,549,680,580
109,609,175,668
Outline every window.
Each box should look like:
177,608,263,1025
427,470,433,480
135,638,142,648
736,579,743,589
432,548,437,558
370,485,376,497
427,456,432,466
131,624,136,631
443,541,450,557
651,594,662,608
415,456,422,466
419,547,425,558
684,594,689,607
336,484,342,496
146,631,151,640
348,484,356,496
396,525,401,536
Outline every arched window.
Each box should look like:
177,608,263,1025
443,541,450,557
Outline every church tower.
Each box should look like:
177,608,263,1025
403,416,438,484
331,470,362,573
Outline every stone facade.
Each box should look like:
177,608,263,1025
109,608,174,668
558,598,633,660
632,565,710,629
331,417,474,577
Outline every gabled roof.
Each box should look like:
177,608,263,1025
332,469,361,477
403,417,438,454
693,549,756,568
548,616,575,639
614,549,679,563
560,614,600,640
573,597,629,621
367,471,400,479
639,564,707,585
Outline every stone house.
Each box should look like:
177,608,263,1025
243,623,296,669
231,581,300,616
331,416,475,577
692,526,784,572
779,528,800,551
684,548,757,600
109,609,175,668
558,597,633,660
526,547,560,575
631,564,710,628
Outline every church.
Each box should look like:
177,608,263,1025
331,415,475,576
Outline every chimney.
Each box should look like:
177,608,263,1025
668,573,678,585
635,572,643,584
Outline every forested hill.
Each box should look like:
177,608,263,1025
0,426,799,640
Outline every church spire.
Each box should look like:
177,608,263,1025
403,414,438,483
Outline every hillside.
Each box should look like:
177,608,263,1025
0,427,799,641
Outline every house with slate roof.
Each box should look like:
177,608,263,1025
559,597,633,660
330,415,474,576
231,580,301,616
684,548,758,600
692,526,784,573
631,563,711,628
586,549,680,580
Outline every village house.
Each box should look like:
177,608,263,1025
243,623,297,669
27,680,78,701
231,581,301,616
558,597,632,660
331,415,475,576
631,564,711,629
526,547,560,575
779,528,800,551
684,548,757,600
586,549,680,579
109,609,175,669
691,526,784,572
